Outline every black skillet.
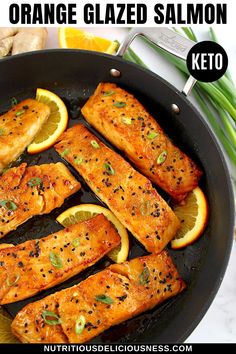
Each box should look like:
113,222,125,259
0,28,234,343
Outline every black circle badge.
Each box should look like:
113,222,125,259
186,41,228,82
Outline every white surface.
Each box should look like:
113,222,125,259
46,27,236,343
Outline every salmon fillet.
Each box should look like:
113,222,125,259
54,124,180,254
11,251,185,343
0,162,80,237
81,83,202,202
0,99,50,173
0,214,120,304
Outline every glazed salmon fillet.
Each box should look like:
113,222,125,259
54,124,180,254
81,83,202,202
0,214,120,304
0,99,50,173
0,162,80,237
11,251,185,343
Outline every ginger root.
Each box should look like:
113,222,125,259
0,28,18,41
0,37,14,58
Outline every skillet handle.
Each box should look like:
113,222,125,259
116,28,197,97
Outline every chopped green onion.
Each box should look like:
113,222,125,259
61,148,70,157
27,177,42,187
122,117,132,125
49,252,63,269
15,109,25,117
72,238,80,248
91,140,100,149
11,97,18,106
147,132,158,139
42,311,61,326
140,201,150,216
6,273,20,286
75,315,86,335
75,157,83,165
103,91,115,97
95,294,114,304
0,128,5,136
0,200,17,211
113,102,126,108
157,151,167,165
104,163,115,175
139,266,150,285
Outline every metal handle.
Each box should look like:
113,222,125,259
116,28,197,96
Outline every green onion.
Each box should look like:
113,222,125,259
15,109,25,117
91,140,100,149
0,128,5,136
11,97,18,106
139,267,150,285
95,294,114,304
103,91,115,97
104,163,115,175
72,238,80,248
122,117,132,125
49,252,63,269
113,101,126,108
27,177,42,187
157,151,167,165
41,311,61,326
75,157,83,165
75,315,86,335
147,132,158,139
0,200,17,211
61,148,70,157
6,273,20,286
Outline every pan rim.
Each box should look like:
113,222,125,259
0,49,234,343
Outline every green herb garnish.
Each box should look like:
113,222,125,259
15,109,25,117
27,177,42,187
6,273,20,286
103,91,115,97
49,252,63,269
91,140,100,149
113,101,126,108
157,151,167,165
122,117,132,125
75,315,86,335
104,163,115,175
11,97,18,106
42,311,61,326
0,200,17,211
61,148,70,157
147,132,158,139
72,238,80,248
0,128,5,136
139,267,150,285
74,157,83,165
95,294,114,304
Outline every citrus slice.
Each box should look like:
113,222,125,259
0,308,19,343
171,187,208,249
27,88,68,154
56,204,129,263
58,28,118,54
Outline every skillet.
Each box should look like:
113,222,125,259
0,28,234,343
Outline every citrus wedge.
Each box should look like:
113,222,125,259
0,308,19,343
27,88,68,154
56,204,129,263
58,28,118,54
171,187,208,249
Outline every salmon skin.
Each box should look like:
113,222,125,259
11,251,185,343
54,124,180,254
0,214,120,305
0,162,80,237
0,99,50,173
81,83,203,202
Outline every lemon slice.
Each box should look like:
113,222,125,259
58,28,118,54
27,88,68,154
0,308,19,343
56,204,129,264
171,187,208,249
